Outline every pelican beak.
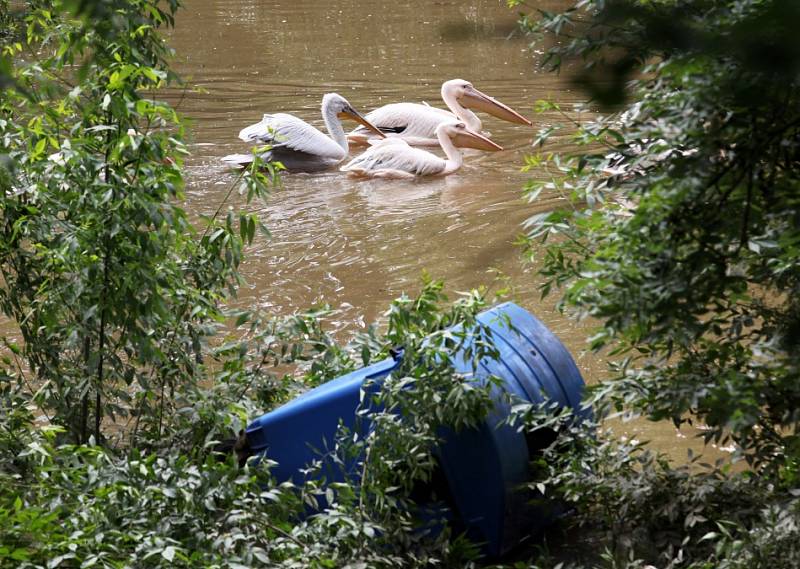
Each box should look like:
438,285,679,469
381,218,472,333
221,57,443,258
461,87,532,126
339,107,386,138
453,128,503,151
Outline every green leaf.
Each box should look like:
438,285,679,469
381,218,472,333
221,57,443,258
161,546,176,562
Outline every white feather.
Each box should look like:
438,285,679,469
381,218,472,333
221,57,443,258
220,153,257,168
223,93,376,172
238,113,345,160
350,103,456,144
346,79,529,148
341,138,446,177
341,120,495,179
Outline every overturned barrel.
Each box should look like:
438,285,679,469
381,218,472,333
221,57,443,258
245,302,587,556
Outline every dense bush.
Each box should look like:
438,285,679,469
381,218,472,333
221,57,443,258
0,275,510,568
0,0,283,448
509,0,800,566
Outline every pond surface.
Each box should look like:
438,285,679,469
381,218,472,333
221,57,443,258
172,0,589,339
168,0,725,462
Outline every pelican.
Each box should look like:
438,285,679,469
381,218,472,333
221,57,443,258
341,121,502,179
347,79,531,147
221,93,385,172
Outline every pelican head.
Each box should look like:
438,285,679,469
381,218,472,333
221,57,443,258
323,93,385,137
440,121,503,151
442,79,532,126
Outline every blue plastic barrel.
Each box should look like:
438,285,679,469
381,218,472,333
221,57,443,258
244,302,587,556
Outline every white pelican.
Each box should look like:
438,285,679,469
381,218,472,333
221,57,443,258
347,79,531,147
222,93,385,172
341,121,502,179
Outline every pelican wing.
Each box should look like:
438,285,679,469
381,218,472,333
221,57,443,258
239,113,345,160
350,103,456,141
341,139,446,177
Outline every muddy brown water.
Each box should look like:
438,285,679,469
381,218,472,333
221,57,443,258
173,0,588,338
0,0,727,462
166,0,735,463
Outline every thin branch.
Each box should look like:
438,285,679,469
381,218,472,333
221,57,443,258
257,520,306,548
736,171,754,256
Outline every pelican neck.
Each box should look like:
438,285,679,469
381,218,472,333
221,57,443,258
321,101,348,157
441,86,483,132
437,128,463,175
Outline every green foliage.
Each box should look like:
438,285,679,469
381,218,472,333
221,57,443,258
0,279,508,568
513,0,800,566
0,427,302,568
520,0,800,475
508,402,800,569
0,0,274,446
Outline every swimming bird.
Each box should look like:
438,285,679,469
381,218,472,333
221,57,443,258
341,121,502,179
222,93,385,172
347,79,531,147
